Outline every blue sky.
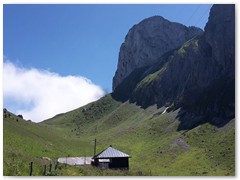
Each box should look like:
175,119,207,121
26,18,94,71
3,4,212,122
4,4,212,92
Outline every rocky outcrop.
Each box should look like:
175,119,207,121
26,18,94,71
204,4,235,78
112,16,203,90
130,36,214,108
113,4,235,129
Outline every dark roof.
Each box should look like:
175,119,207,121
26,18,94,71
94,146,131,159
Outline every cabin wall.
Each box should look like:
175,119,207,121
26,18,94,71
110,158,129,170
93,157,129,170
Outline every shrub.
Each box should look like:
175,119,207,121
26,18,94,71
18,115,23,119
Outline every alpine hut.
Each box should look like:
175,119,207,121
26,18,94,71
92,145,131,170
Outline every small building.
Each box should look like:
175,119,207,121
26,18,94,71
92,145,131,170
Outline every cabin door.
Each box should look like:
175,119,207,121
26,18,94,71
99,162,109,169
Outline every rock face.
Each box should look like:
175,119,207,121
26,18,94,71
112,4,235,129
204,4,235,78
112,16,203,90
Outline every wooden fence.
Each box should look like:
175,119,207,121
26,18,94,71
29,161,59,176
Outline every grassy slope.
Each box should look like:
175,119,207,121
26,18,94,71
43,94,235,176
3,94,235,176
3,110,88,176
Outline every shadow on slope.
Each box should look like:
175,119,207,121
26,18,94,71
176,76,235,130
112,73,235,131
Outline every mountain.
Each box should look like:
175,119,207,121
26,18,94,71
112,16,203,90
3,4,235,176
112,4,235,129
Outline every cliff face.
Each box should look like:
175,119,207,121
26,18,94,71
112,16,203,90
204,4,235,78
112,4,235,129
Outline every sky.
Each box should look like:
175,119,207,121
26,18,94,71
3,4,212,122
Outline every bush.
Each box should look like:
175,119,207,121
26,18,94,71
18,115,23,119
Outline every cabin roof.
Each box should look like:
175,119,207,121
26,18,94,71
94,146,130,159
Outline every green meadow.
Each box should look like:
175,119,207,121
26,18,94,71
3,94,235,176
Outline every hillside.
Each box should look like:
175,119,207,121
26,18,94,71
4,91,235,176
3,109,88,176
42,94,235,175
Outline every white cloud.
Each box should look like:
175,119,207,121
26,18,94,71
3,60,106,122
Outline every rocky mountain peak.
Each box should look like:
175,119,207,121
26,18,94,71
204,4,235,77
112,15,203,90
112,4,234,128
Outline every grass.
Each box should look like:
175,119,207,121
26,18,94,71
135,62,168,91
3,110,87,176
56,164,151,176
178,38,199,57
3,94,235,176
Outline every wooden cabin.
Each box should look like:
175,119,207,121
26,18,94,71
92,145,131,170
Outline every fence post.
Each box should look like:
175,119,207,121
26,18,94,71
29,162,33,176
43,164,47,176
55,162,59,170
49,162,52,173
